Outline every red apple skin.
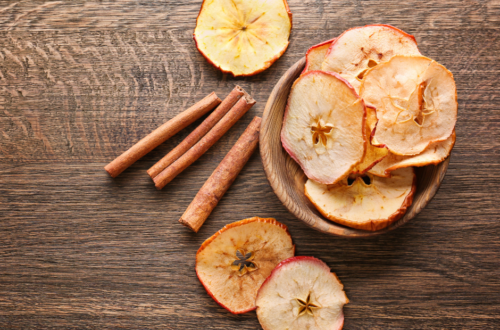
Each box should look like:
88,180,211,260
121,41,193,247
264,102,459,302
195,267,257,314
351,105,388,174
367,104,386,149
370,122,387,149
256,256,347,330
195,217,295,314
281,70,367,185
257,256,325,291
193,0,293,77
302,38,337,74
324,24,418,60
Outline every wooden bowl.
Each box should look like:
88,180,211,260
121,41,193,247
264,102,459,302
260,57,451,237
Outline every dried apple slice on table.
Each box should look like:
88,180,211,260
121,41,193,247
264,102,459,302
351,105,388,174
360,55,457,156
196,217,294,314
302,38,336,74
321,24,421,92
369,130,456,177
281,71,366,185
256,256,349,330
194,0,292,76
305,167,416,231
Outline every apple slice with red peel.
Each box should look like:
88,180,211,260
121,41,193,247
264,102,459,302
256,256,349,330
194,0,292,77
321,24,421,92
281,70,366,185
360,55,457,156
302,38,336,74
369,130,456,177
351,105,388,174
196,217,294,314
305,167,416,231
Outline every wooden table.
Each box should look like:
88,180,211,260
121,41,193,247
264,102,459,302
0,1,499,328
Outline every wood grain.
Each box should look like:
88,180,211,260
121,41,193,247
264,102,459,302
0,0,499,329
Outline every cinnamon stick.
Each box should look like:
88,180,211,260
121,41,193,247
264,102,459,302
153,93,256,190
179,116,262,232
147,86,245,179
104,92,221,178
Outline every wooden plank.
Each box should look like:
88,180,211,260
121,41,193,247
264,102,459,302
0,28,497,163
0,162,499,328
0,0,499,329
0,1,498,31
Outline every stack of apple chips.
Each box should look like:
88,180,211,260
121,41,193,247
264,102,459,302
282,25,457,231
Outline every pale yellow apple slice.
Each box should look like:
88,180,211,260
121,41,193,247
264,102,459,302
351,105,388,174
360,55,457,156
281,71,366,185
321,24,421,92
256,256,348,330
369,130,456,177
194,0,292,76
196,217,294,314
302,38,336,74
305,167,416,231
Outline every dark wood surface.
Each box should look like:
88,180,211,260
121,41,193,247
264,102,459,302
0,1,498,329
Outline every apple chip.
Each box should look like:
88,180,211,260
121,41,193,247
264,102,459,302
196,217,294,314
281,71,366,185
369,130,456,177
351,105,389,174
194,0,292,76
302,38,336,74
360,55,457,156
305,167,416,231
321,24,421,92
256,256,348,330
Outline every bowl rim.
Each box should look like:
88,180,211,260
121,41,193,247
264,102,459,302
259,57,451,237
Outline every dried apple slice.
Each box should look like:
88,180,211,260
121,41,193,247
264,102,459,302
351,105,388,174
321,24,421,92
360,55,457,156
369,130,456,177
305,167,416,231
302,38,336,74
281,71,366,185
196,217,294,314
256,256,348,330
194,0,292,76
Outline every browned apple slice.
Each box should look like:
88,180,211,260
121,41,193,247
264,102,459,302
281,71,366,185
194,0,292,76
305,167,416,231
360,55,457,156
196,217,294,314
351,105,388,174
256,256,348,330
302,38,336,74
321,24,421,92
369,130,456,177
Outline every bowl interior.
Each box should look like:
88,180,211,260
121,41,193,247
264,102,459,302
260,57,450,237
